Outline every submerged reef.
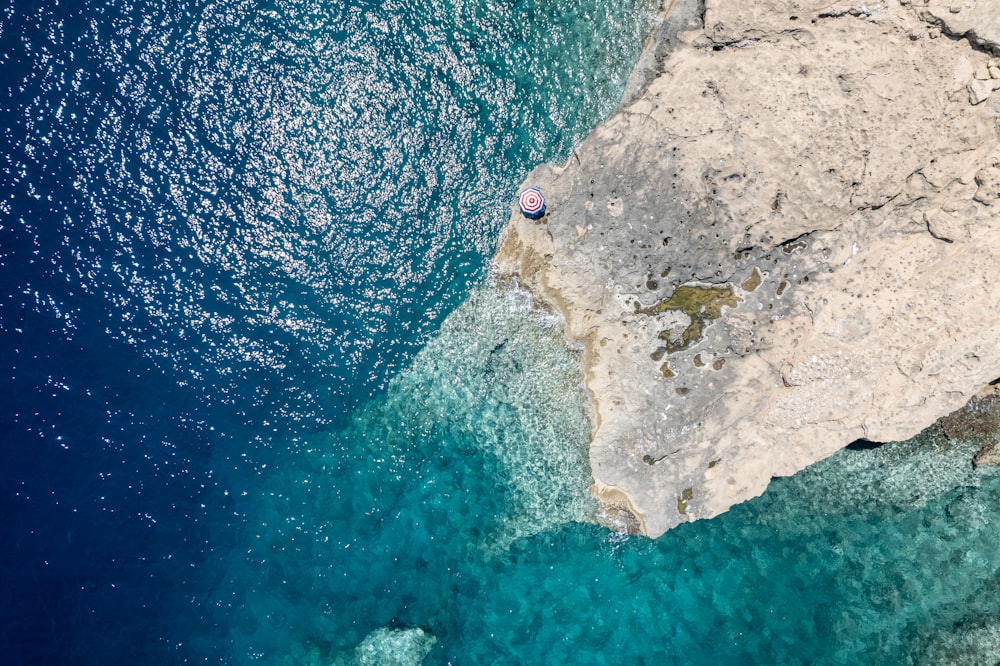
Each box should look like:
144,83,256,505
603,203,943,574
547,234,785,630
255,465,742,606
496,0,1000,536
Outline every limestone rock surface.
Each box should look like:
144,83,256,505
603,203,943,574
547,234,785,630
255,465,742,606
495,0,1000,537
974,441,1000,467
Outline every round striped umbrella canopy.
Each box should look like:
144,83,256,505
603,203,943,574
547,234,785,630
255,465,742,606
517,187,545,218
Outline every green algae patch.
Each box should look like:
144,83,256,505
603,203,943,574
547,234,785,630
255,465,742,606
677,487,694,514
645,285,740,353
648,285,738,318
741,267,762,292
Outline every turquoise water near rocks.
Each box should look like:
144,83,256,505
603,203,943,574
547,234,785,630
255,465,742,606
220,283,1000,664
3,0,1000,662
212,278,1000,664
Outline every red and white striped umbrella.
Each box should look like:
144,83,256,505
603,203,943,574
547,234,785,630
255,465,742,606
517,187,545,218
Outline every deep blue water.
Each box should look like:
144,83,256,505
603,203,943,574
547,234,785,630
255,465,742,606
2,0,999,663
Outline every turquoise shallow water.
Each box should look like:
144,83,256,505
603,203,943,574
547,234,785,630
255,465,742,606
218,281,1000,664
3,0,1000,661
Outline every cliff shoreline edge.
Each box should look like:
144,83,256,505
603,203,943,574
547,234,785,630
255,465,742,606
495,0,1000,537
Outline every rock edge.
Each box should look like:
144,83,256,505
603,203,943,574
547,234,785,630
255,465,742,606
495,0,1000,537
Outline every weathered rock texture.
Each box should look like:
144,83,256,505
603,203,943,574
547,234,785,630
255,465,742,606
940,383,1000,467
495,0,1000,537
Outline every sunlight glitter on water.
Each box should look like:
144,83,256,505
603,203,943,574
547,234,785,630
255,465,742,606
8,0,1000,663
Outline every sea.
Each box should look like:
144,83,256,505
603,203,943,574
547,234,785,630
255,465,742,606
2,0,999,663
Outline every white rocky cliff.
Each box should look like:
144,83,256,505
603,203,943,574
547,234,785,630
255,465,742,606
496,0,1000,537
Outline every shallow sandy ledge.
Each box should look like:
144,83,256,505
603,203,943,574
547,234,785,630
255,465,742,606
495,0,1000,537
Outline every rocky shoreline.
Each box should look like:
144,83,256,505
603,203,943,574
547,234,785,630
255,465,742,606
496,0,1000,537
